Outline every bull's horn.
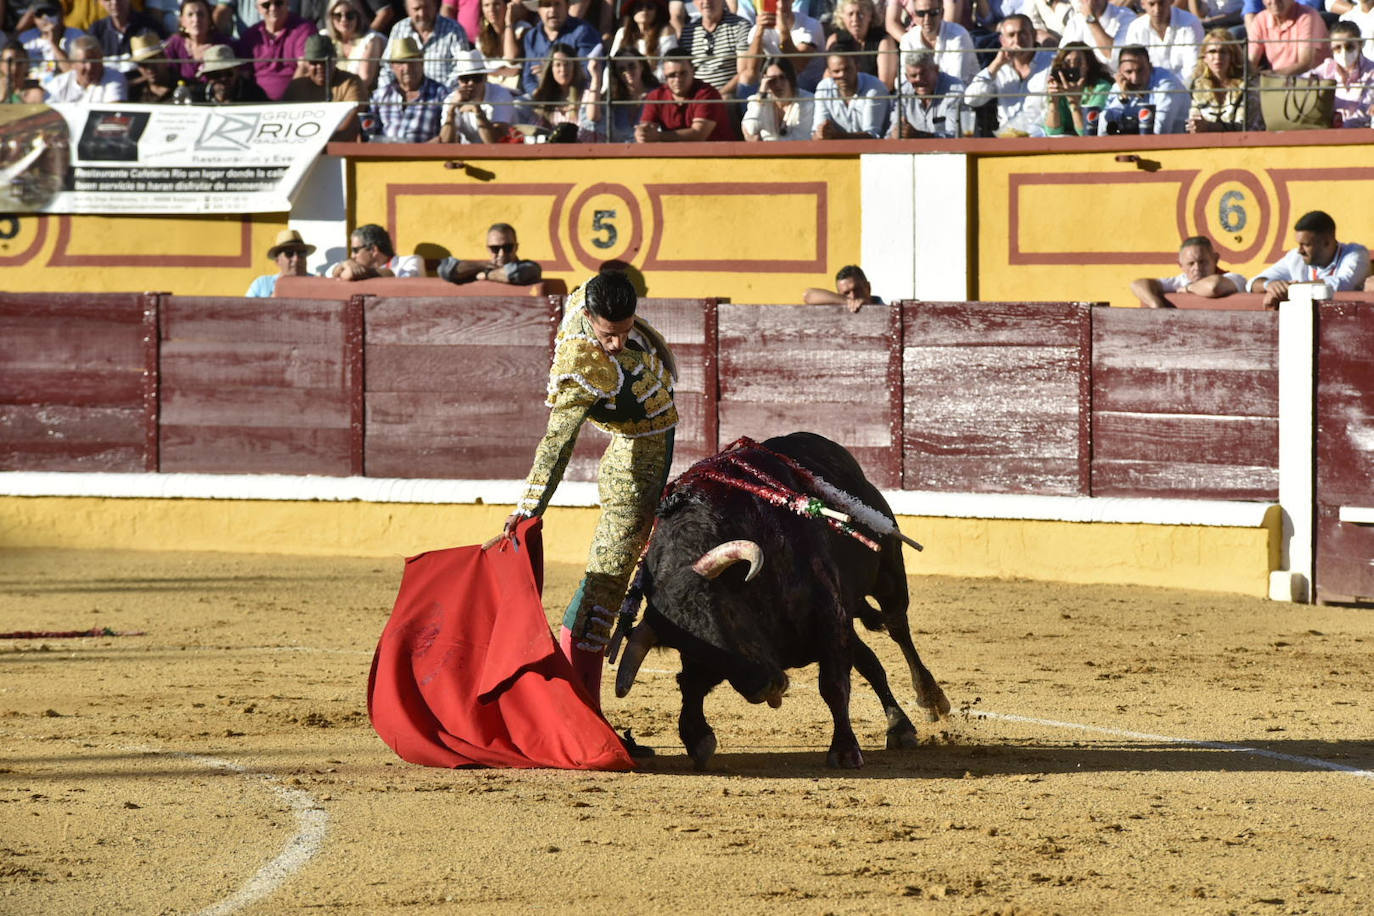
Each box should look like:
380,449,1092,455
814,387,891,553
614,621,658,698
692,540,764,582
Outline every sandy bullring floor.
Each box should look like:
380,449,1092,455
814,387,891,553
2,546,1373,915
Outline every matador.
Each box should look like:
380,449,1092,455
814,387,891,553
496,271,678,710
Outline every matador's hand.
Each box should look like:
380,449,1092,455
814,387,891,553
482,513,524,551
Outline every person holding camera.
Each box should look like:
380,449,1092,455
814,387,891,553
1096,43,1189,134
1042,41,1112,135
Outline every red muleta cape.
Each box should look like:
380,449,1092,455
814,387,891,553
367,518,635,770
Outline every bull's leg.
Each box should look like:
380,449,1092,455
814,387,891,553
871,572,951,722
851,633,919,750
677,663,724,771
817,649,863,769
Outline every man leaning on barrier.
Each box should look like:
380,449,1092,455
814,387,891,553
436,222,543,286
1130,236,1248,308
1249,210,1370,309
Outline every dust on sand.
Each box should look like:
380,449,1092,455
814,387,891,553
2,547,1372,914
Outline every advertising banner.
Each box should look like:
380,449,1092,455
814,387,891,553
0,102,355,214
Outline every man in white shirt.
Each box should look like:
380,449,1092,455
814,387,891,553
439,49,519,143
744,3,826,91
897,0,978,84
20,2,89,91
1118,0,1205,77
44,35,127,102
331,224,425,280
812,38,889,138
1058,0,1133,65
1130,236,1248,308
964,15,1049,134
1249,210,1371,308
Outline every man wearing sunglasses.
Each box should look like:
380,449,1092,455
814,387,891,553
436,223,543,285
438,48,518,143
894,0,977,83
236,0,315,99
331,224,426,280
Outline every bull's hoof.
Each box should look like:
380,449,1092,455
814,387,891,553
886,723,919,750
826,745,864,769
688,731,717,771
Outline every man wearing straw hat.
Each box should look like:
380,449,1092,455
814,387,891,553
198,44,270,101
367,35,448,142
247,229,316,297
127,31,178,102
438,48,520,143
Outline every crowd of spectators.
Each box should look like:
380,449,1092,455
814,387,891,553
3,0,1373,139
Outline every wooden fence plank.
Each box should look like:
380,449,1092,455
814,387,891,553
162,297,348,343
366,297,552,346
365,344,547,393
902,301,1089,348
159,425,352,475
161,385,351,429
161,341,344,389
1091,462,1279,501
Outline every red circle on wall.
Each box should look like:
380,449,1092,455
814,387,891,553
567,182,643,272
1191,169,1271,265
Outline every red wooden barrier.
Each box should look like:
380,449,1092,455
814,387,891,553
158,297,360,475
901,301,1093,496
0,293,158,473
364,295,559,480
1315,302,1374,604
1092,308,1278,500
274,276,566,299
717,303,899,489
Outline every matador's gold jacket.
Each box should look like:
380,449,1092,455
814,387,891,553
515,297,678,517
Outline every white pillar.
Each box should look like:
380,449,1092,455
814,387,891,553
860,153,969,303
1270,281,1325,602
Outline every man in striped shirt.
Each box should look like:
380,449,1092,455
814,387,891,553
679,0,751,97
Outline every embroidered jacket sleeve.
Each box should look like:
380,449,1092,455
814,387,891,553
515,381,597,518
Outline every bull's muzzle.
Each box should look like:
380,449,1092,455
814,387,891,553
614,621,658,698
692,540,764,582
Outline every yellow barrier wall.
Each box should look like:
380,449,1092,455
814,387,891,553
976,142,1374,309
0,496,1279,597
347,153,863,303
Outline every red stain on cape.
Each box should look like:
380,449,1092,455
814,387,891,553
367,517,635,770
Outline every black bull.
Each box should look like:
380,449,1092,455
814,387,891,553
614,432,951,769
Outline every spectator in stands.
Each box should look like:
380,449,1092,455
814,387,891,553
128,31,179,100
283,35,365,138
964,15,1048,135
679,0,751,96
803,265,882,312
1308,21,1374,127
438,49,518,142
327,0,386,92
1,44,45,102
164,0,231,83
812,36,888,137
1118,0,1204,78
602,49,659,141
198,43,270,99
636,47,738,139
436,222,543,284
610,0,677,80
513,0,602,95
20,2,87,93
1130,236,1248,308
1029,0,1074,46
474,0,530,90
1098,44,1189,133
524,42,598,141
247,229,315,297
830,0,897,88
895,0,976,85
367,37,448,141
742,55,816,140
1340,0,1374,57
382,0,472,92
746,3,825,91
45,34,127,99
236,0,314,99
91,0,168,75
1188,0,1244,31
1042,41,1112,135
332,223,426,279
1250,210,1370,308
1248,0,1329,74
891,46,969,137
1058,0,1132,67
1187,28,1262,131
